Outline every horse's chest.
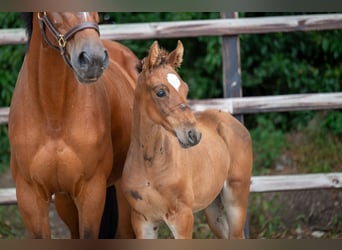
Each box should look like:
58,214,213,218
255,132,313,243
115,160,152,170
12,117,111,192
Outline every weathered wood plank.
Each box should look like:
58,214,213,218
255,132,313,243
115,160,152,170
1,173,341,204
189,92,342,114
1,14,342,45
0,107,9,125
0,28,27,45
251,173,342,192
0,188,16,205
221,12,244,123
95,14,342,40
1,93,342,125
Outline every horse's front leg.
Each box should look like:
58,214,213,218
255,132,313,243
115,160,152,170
165,205,194,239
74,174,107,239
114,179,135,238
131,209,159,239
54,192,79,238
16,175,51,238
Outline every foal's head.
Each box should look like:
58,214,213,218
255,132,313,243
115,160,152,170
137,40,201,148
36,12,108,83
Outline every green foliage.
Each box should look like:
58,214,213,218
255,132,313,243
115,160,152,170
100,12,222,99
249,193,287,238
286,115,342,173
322,111,342,135
0,205,25,239
0,12,25,107
0,12,25,172
250,115,285,174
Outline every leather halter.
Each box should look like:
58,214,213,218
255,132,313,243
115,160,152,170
37,12,100,69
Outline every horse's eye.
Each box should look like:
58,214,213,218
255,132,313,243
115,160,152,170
156,89,166,98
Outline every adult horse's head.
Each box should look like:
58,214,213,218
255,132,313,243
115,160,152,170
37,12,109,83
137,40,202,148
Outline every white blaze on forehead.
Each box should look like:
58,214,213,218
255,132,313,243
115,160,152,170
80,12,90,21
167,73,181,92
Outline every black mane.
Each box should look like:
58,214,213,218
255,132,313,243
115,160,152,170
21,12,33,50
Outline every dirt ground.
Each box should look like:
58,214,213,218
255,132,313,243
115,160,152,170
0,168,70,239
0,166,341,239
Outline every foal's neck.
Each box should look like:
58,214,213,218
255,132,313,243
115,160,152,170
131,99,172,152
131,108,175,169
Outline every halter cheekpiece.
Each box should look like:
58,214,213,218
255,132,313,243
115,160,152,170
37,12,100,69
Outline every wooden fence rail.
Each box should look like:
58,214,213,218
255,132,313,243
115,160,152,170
1,173,341,205
1,14,342,45
0,13,341,205
1,92,342,125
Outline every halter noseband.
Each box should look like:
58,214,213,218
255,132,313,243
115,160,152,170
37,12,100,69
169,102,191,113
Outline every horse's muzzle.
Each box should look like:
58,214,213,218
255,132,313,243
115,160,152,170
70,41,109,83
177,128,202,148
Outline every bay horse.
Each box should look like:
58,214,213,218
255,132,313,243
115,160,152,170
121,41,253,239
9,12,137,239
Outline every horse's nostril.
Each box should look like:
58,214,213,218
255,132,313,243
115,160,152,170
187,130,196,145
103,50,109,69
78,51,90,68
186,129,201,146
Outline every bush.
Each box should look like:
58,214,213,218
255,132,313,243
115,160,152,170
0,13,25,172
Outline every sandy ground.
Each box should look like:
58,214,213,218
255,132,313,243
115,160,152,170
0,168,70,239
1,166,341,239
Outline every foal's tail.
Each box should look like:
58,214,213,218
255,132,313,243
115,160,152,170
98,185,118,238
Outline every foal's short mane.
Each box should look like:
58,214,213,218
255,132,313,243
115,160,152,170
151,48,169,67
140,48,170,73
21,12,33,50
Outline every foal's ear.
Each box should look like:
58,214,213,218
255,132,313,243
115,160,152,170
146,40,160,69
167,40,184,69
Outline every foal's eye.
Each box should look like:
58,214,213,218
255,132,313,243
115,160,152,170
156,89,167,98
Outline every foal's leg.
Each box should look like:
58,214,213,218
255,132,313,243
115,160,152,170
131,209,159,239
221,180,250,239
204,193,229,239
74,175,107,239
55,193,79,238
16,176,51,238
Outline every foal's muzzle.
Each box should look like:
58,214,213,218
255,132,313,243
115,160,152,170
177,127,202,148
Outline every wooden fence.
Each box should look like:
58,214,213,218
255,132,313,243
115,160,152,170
1,13,342,205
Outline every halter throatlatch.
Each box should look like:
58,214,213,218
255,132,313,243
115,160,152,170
37,12,100,69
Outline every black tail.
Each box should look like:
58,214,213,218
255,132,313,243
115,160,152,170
98,185,118,238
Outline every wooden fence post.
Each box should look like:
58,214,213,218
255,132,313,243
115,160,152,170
221,12,248,237
221,12,243,123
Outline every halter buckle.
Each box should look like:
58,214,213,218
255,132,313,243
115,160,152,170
58,34,67,48
37,12,47,20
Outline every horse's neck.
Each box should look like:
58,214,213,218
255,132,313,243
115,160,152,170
26,18,75,120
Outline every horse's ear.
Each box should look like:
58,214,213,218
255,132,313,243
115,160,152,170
146,41,160,69
167,40,184,69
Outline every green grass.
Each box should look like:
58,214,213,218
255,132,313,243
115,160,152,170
285,127,342,174
0,205,25,239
